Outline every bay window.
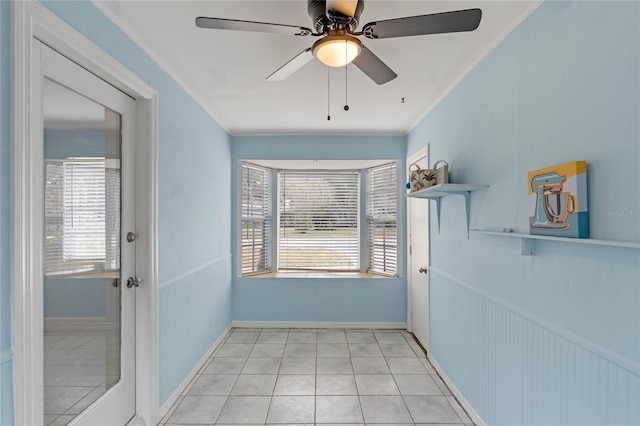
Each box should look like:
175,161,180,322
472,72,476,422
240,161,399,277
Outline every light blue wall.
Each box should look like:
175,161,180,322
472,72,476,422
231,136,407,323
0,1,234,414
407,1,640,424
44,278,108,318
0,0,12,423
44,129,105,158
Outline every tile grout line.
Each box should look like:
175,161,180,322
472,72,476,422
263,327,287,425
163,327,472,425
376,330,416,425
406,330,475,425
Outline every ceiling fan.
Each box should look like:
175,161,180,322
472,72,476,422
196,0,482,85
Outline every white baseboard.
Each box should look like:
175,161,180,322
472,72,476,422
428,353,486,426
44,317,117,331
158,323,232,420
231,321,407,329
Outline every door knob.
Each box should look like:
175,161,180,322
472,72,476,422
418,267,428,274
127,276,142,288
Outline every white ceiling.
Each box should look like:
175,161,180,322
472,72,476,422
95,0,540,136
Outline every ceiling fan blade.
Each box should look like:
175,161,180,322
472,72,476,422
266,48,314,81
362,8,482,39
326,0,359,17
352,45,397,85
196,17,313,36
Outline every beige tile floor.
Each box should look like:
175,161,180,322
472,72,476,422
159,328,474,425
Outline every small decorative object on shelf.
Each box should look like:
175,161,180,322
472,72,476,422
434,160,449,185
408,163,436,192
528,161,589,238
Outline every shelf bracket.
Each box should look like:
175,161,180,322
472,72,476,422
463,191,471,239
434,197,441,234
521,238,535,256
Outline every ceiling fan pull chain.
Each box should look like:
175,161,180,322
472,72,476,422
327,66,331,121
344,41,349,111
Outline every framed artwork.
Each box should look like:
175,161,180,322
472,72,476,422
528,161,589,238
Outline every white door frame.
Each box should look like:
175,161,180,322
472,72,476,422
406,145,429,338
13,2,159,425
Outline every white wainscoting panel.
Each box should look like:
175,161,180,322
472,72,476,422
158,255,232,406
429,267,640,426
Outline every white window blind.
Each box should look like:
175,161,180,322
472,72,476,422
367,162,397,276
279,170,360,271
44,158,120,276
105,160,121,271
44,160,64,274
241,162,272,276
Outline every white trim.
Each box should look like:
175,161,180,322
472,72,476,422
158,324,233,420
44,317,107,324
133,89,159,426
270,168,279,273
236,160,243,277
232,321,407,329
428,353,486,426
13,2,159,425
394,159,405,279
44,317,118,332
159,255,231,290
13,5,44,423
403,1,543,134
359,169,368,272
92,0,231,135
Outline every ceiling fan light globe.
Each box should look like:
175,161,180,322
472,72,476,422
312,36,362,67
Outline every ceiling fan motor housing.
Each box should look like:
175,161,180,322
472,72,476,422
307,0,364,33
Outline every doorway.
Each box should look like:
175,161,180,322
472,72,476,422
407,147,430,349
40,41,137,425
13,2,159,425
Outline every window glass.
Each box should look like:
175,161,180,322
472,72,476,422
278,170,360,271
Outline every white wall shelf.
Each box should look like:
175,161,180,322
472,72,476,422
406,184,488,237
471,229,640,255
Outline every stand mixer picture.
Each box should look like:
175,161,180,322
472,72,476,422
531,172,577,229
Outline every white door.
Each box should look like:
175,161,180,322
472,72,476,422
407,149,430,349
37,41,137,425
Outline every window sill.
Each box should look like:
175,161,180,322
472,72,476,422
243,271,394,279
